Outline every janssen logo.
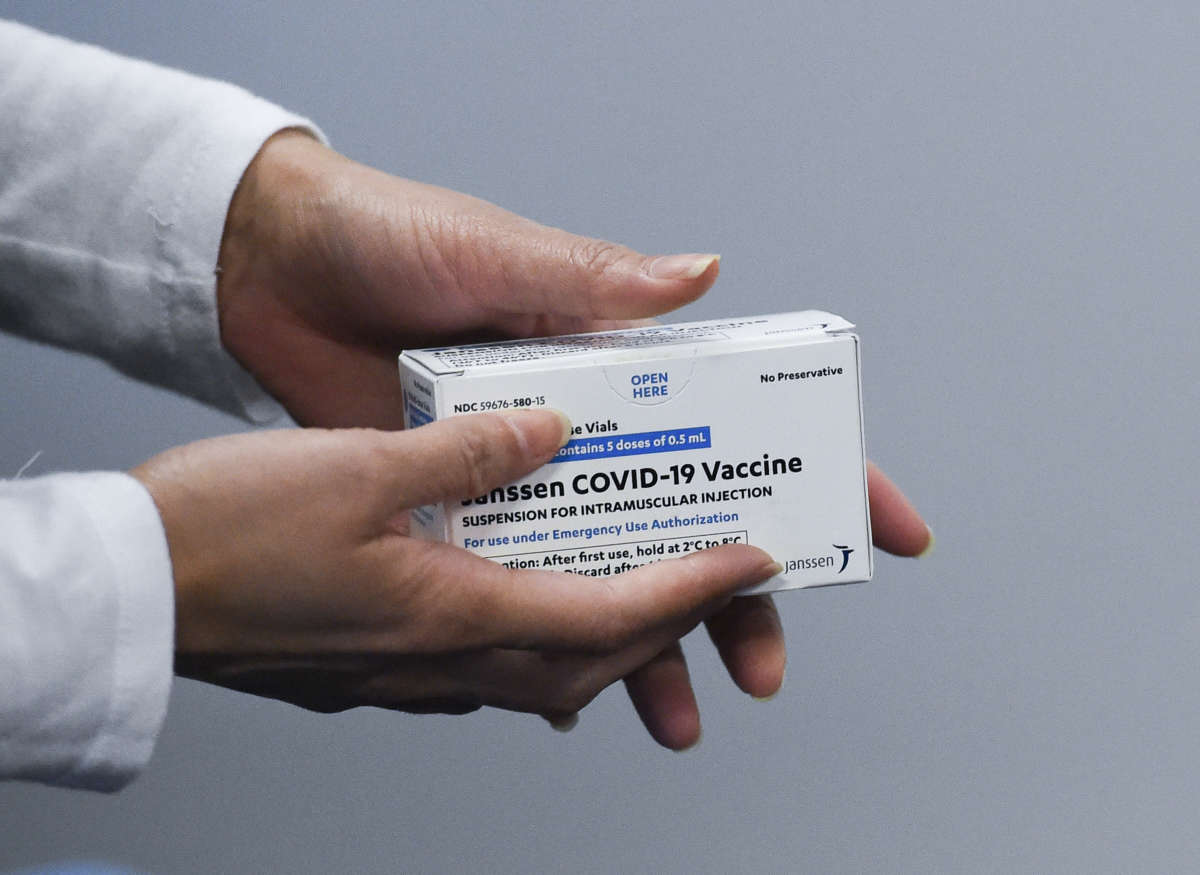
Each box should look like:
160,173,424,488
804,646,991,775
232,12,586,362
784,544,855,575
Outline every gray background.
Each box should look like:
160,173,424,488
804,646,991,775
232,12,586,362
1,1,1197,872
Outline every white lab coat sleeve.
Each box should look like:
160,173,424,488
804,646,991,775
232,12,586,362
0,473,173,792
0,19,327,421
0,21,329,791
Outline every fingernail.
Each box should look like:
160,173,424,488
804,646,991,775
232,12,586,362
917,526,935,559
647,253,719,280
547,713,579,732
508,408,573,452
548,408,573,447
764,561,784,578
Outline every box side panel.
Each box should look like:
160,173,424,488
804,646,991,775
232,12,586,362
398,356,449,541
851,334,874,582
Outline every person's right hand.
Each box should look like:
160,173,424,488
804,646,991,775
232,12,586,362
131,409,782,740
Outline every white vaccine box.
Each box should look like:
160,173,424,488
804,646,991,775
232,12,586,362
398,311,872,593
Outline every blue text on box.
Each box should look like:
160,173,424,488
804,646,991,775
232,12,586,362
549,426,711,463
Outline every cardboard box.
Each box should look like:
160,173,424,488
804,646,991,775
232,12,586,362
398,311,872,593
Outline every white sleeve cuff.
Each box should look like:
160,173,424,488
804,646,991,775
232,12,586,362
0,472,174,791
0,20,329,422
146,88,325,423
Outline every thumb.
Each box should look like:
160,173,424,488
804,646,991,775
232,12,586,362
409,185,721,321
492,221,721,321
383,408,572,509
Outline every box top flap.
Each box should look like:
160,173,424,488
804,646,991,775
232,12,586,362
399,310,855,377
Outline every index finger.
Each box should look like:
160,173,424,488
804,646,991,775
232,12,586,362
396,540,782,653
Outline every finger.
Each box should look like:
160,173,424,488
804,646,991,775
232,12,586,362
383,408,571,507
403,541,782,652
867,461,933,556
415,189,722,321
543,712,579,732
704,595,786,699
356,626,703,719
623,643,702,750
494,230,721,321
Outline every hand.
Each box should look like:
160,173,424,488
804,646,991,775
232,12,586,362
217,130,722,430
211,133,933,748
625,461,930,748
132,409,783,741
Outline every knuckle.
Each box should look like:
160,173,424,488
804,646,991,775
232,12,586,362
318,429,394,510
410,205,476,297
397,551,498,651
588,581,640,650
358,429,398,476
452,422,502,501
568,237,627,277
577,610,636,654
544,575,634,653
554,673,601,715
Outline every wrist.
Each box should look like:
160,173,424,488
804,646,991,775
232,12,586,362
215,129,332,393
